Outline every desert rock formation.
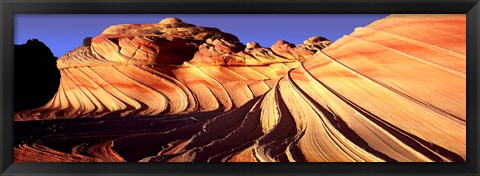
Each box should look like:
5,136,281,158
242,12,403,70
14,15,466,162
15,18,325,121
14,39,60,112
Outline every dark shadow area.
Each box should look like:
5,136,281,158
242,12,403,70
14,110,226,161
14,39,60,112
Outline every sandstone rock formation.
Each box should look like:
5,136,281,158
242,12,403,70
14,15,465,162
15,17,327,121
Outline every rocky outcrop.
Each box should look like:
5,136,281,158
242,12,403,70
15,17,328,121
188,38,246,65
14,39,60,112
14,15,465,162
59,18,239,67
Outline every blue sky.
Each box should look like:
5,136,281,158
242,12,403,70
15,14,388,57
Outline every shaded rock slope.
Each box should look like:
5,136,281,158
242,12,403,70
14,15,465,162
14,39,60,112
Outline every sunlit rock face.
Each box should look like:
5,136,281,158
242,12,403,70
14,17,329,121
14,15,465,162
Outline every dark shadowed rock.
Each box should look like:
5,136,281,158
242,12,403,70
14,39,60,112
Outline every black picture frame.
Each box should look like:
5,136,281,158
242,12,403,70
1,0,479,175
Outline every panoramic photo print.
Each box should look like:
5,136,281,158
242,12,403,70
14,14,466,162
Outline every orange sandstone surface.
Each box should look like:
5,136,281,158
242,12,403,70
14,15,465,162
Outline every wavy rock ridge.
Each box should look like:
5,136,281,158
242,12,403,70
15,18,328,121
14,15,465,162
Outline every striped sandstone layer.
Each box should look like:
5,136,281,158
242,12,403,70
15,18,328,120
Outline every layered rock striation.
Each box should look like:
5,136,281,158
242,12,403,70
15,18,328,121
14,15,465,162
